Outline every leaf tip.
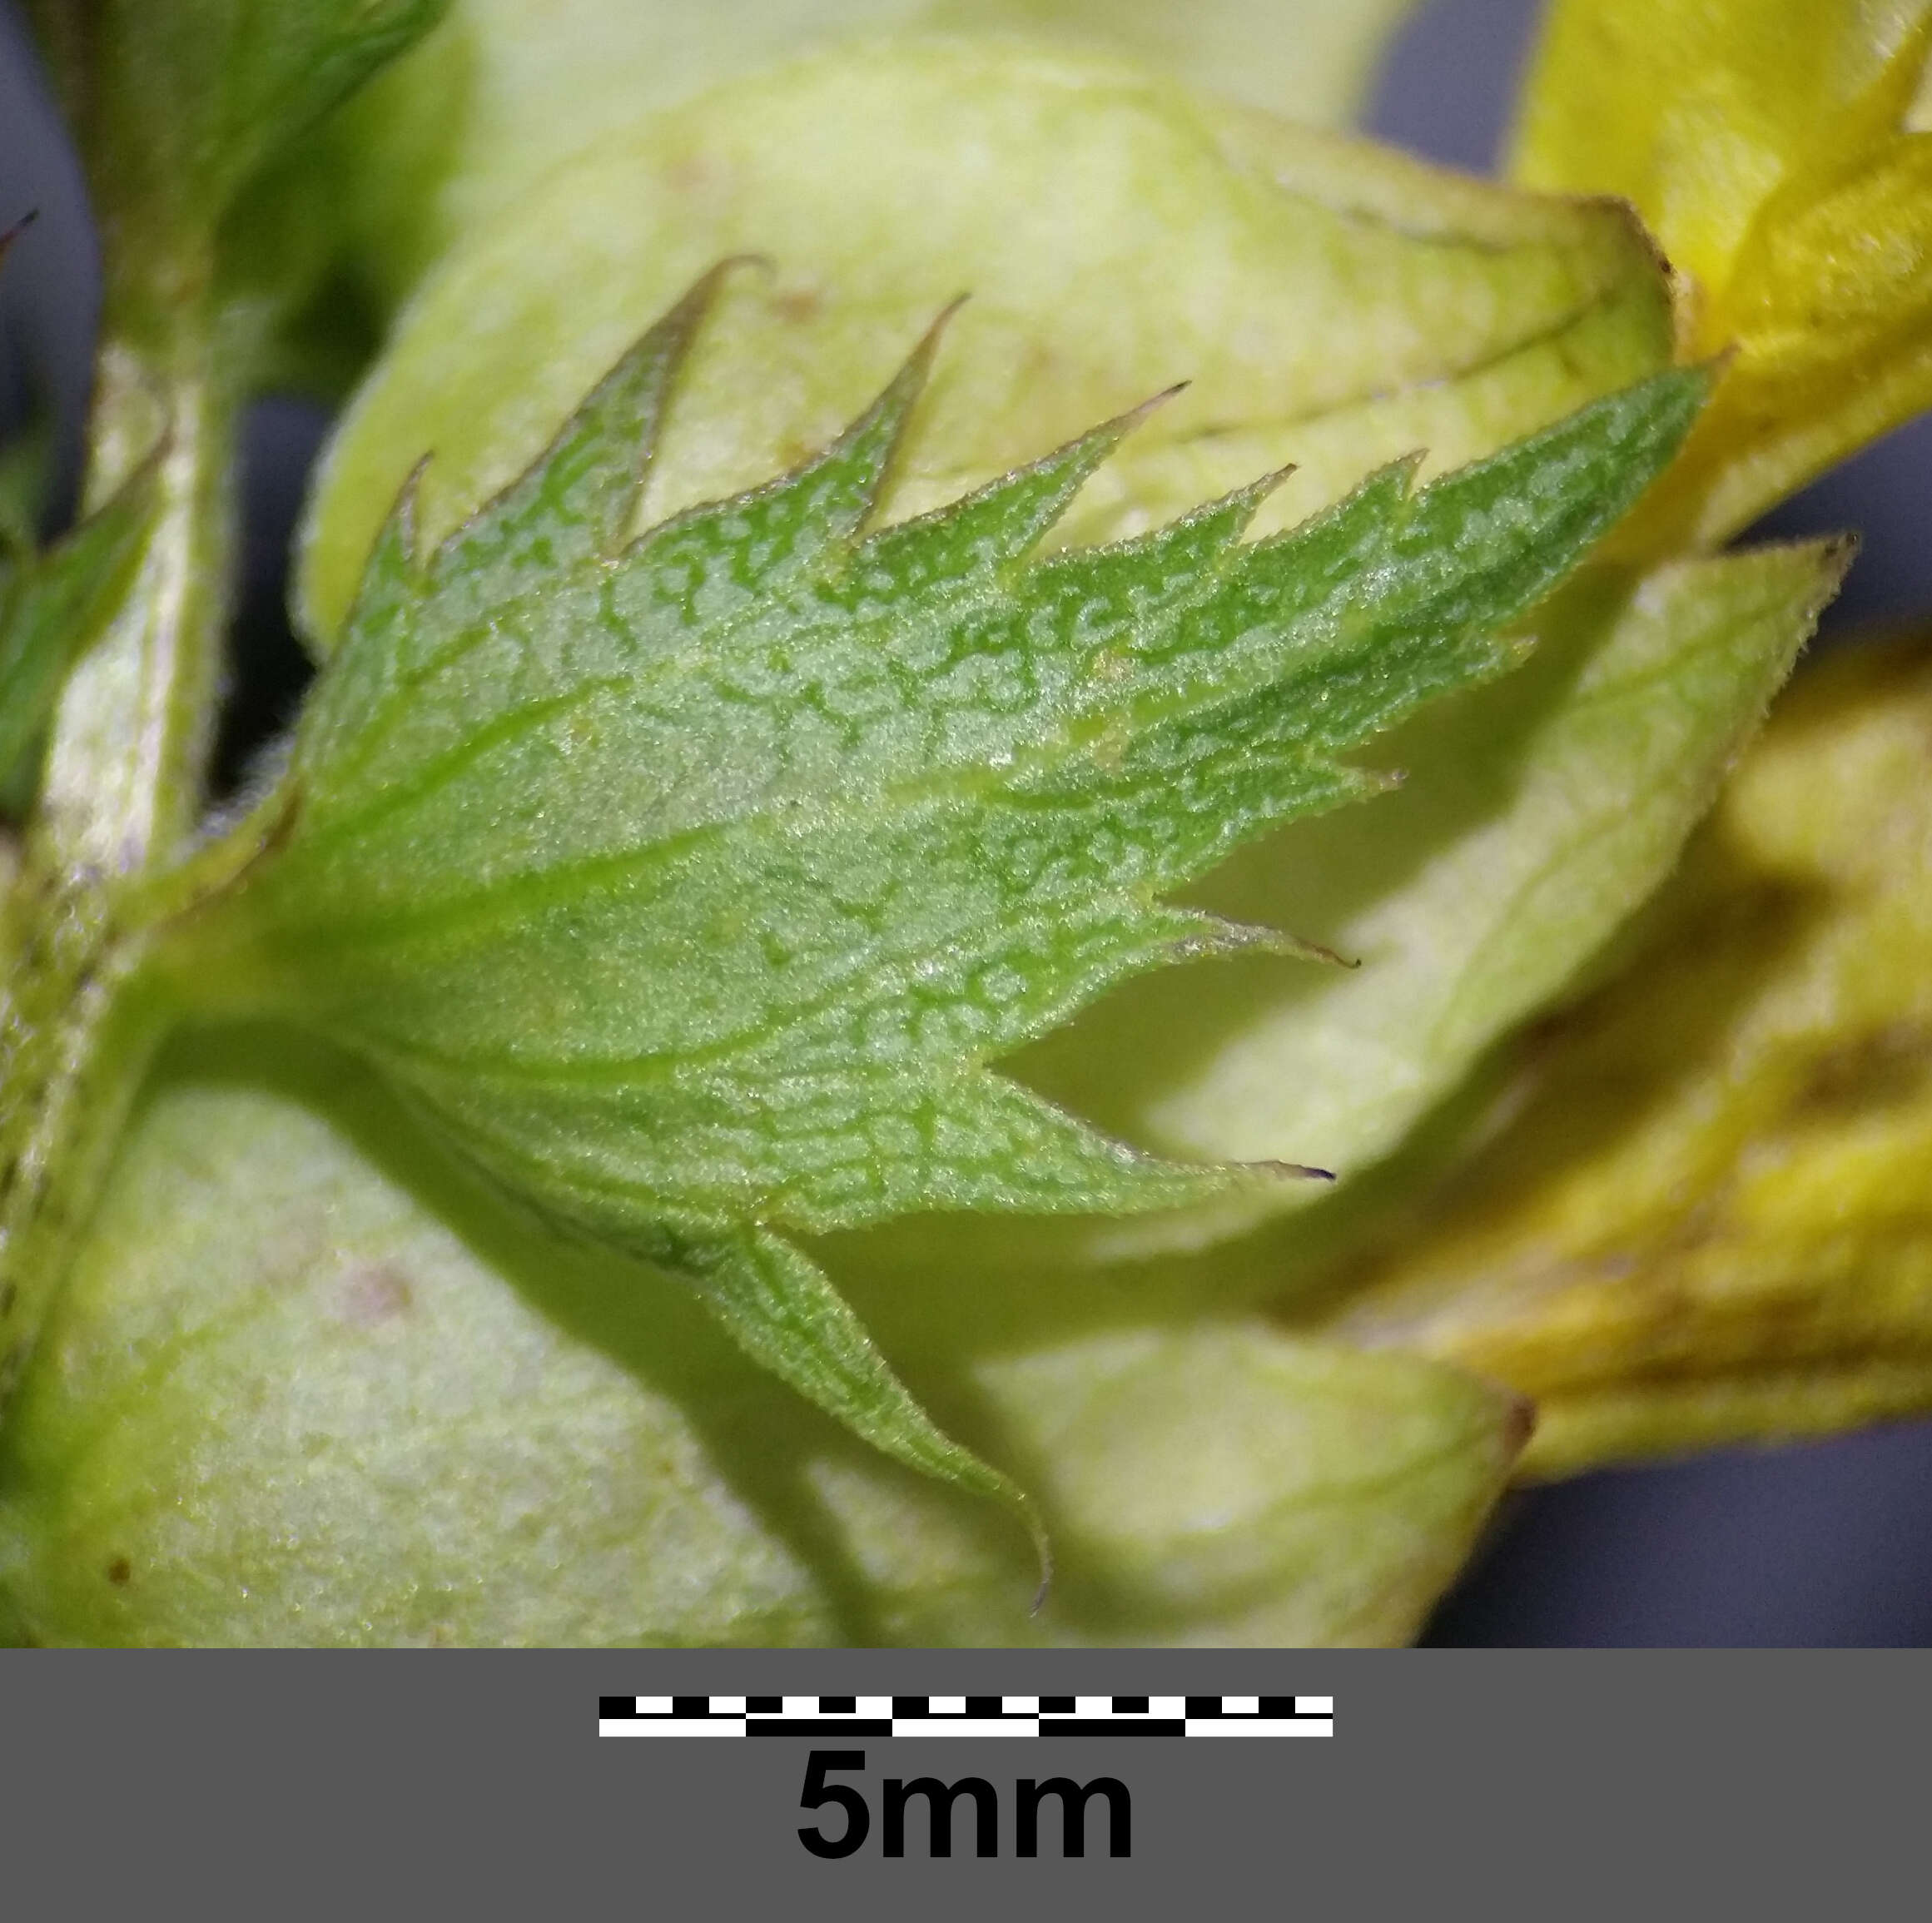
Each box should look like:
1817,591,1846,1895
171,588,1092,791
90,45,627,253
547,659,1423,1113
680,251,776,314
919,291,973,357
1259,927,1358,971
1817,530,1860,584
1251,1160,1337,1185
1501,1390,1538,1465
1025,1500,1055,1617
1065,380,1193,462
1125,380,1190,430
392,453,430,560
1183,915,1355,971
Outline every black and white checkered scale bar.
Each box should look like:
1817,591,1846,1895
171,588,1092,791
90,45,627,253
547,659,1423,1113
598,1694,1332,1738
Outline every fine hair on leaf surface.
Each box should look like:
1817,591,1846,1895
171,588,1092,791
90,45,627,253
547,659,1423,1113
158,263,1707,1550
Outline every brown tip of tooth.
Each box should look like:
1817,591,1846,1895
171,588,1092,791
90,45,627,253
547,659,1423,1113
1258,1160,1334,1183
1118,381,1189,430
1286,933,1358,970
903,293,971,368
1501,1392,1538,1460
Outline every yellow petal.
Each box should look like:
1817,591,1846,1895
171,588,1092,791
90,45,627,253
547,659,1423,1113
1512,0,1932,544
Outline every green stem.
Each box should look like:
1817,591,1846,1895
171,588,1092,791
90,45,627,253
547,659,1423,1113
38,332,233,869
0,883,162,1405
0,321,235,1416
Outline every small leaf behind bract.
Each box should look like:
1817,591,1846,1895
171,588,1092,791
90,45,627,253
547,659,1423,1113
0,415,52,559
24,0,451,252
0,460,160,798
171,277,1702,1506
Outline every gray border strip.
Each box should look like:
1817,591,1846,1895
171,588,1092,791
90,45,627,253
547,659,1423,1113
2,1649,1920,1918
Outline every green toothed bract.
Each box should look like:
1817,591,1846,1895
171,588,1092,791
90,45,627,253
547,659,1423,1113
165,270,1707,1524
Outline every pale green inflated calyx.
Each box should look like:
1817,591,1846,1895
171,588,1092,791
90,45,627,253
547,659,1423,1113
169,262,1706,1519
0,1032,1527,1648
326,2,1424,306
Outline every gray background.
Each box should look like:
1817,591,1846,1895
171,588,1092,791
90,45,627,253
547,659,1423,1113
2,0,1930,1645
1,1649,1923,1916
